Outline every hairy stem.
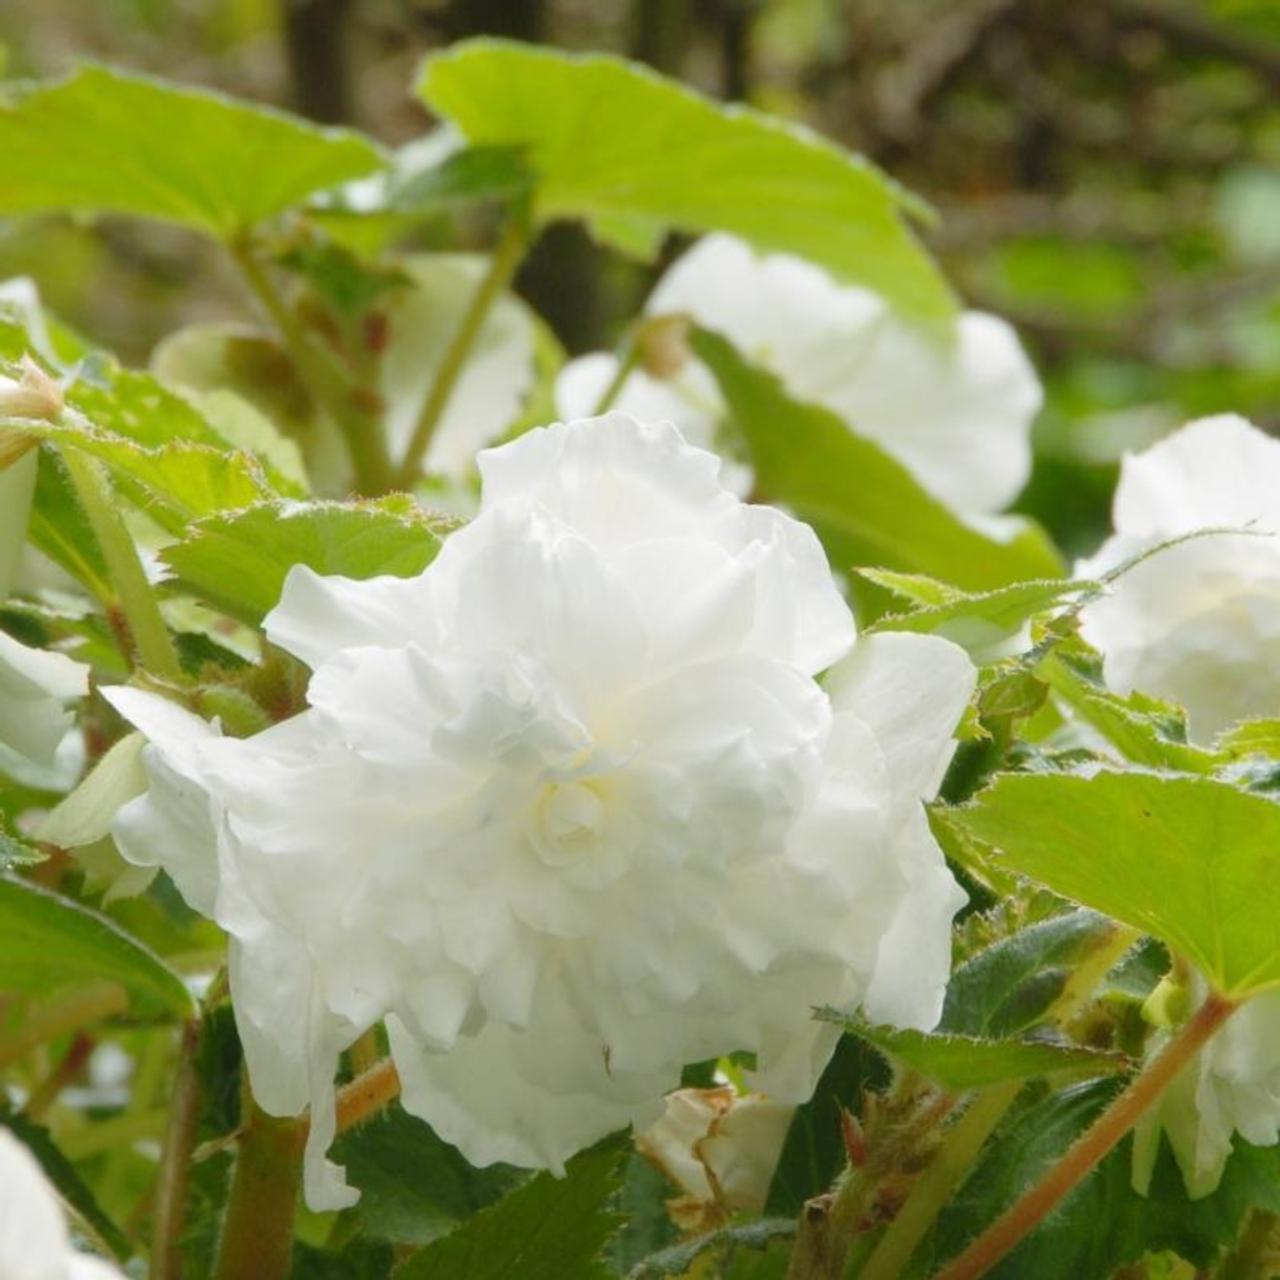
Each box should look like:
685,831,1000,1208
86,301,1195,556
841,923,1140,1280
152,1018,203,1280
394,215,527,488
334,1056,401,1133
934,992,1239,1280
60,449,182,679
214,1096,304,1280
231,240,394,495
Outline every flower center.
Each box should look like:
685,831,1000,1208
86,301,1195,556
530,779,609,865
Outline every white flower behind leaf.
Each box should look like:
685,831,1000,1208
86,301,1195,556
1134,987,1280,1199
637,1086,794,1230
106,413,972,1211
1078,415,1280,740
0,1128,124,1280
556,233,1041,516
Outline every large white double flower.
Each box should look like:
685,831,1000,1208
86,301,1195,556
556,234,1042,515
107,415,973,1208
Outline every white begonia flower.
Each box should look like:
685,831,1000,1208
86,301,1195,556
106,414,973,1211
555,233,1041,515
637,1086,794,1229
0,1128,124,1280
1077,415,1280,741
1134,987,1280,1199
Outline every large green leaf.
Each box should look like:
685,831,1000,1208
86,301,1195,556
692,330,1062,590
949,771,1280,999
0,64,384,238
394,1140,624,1280
332,1106,521,1247
161,498,451,623
0,875,193,1017
417,40,954,322
818,1013,1126,1090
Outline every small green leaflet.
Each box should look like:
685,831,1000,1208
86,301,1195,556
948,771,1280,999
866,573,1097,656
0,64,384,238
693,329,1062,590
817,1011,1127,1090
0,875,194,1018
161,498,452,624
627,1219,796,1278
418,39,954,322
393,1140,624,1280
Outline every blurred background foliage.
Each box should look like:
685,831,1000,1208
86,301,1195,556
1,0,1278,556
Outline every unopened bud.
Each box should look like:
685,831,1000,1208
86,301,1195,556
0,355,63,422
637,313,692,380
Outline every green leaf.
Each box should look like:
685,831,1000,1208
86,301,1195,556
627,1219,796,1278
608,1152,680,1275
0,64,384,238
818,1013,1127,1090
916,1083,1280,1280
161,498,450,624
868,576,1097,657
1038,649,1220,775
942,910,1124,1039
393,1139,624,1280
0,1108,131,1261
3,415,274,536
692,329,1062,590
0,825,44,869
948,771,1280,999
28,446,111,599
331,1105,521,1247
0,875,193,1017
417,40,954,322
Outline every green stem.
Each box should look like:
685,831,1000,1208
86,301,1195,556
0,980,129,1070
394,215,527,489
591,342,641,415
214,1095,304,1280
152,1019,202,1280
1215,1209,1280,1280
934,992,1239,1280
59,449,182,680
855,1081,1022,1280
852,923,1141,1280
231,240,394,495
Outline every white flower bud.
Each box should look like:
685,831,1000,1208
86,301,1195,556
637,1086,794,1229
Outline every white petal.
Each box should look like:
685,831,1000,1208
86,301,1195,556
265,564,437,669
824,632,976,806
